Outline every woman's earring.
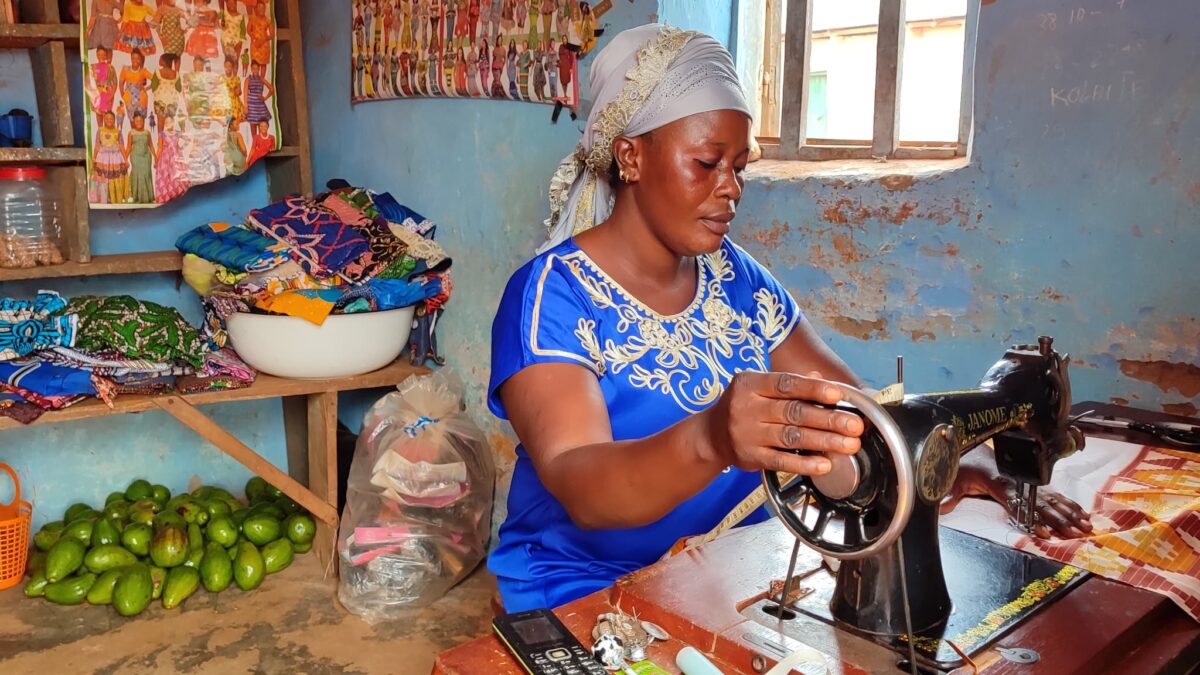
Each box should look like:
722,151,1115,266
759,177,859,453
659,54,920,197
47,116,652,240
618,167,628,183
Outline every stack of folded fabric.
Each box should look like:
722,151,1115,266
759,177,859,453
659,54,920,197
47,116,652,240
176,180,453,366
0,290,256,425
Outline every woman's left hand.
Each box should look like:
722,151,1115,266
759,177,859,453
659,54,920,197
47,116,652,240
941,464,1094,540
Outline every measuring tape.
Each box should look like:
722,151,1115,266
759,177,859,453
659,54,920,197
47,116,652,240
673,383,905,556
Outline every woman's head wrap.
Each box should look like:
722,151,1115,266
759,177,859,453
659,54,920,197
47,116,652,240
539,24,751,253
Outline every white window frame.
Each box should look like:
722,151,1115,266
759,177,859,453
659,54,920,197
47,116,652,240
754,0,980,162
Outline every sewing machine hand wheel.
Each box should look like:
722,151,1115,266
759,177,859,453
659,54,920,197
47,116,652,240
761,382,916,561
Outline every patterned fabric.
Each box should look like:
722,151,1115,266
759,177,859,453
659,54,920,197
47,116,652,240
67,295,209,368
0,381,87,411
255,289,344,325
0,359,99,398
0,395,47,424
248,195,370,279
175,222,291,273
175,372,252,394
333,277,443,314
42,346,183,378
201,294,251,349
1013,444,1200,621
0,292,77,361
376,254,419,280
202,348,255,382
321,191,409,281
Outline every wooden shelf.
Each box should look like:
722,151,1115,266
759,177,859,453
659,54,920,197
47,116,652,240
0,358,428,431
268,145,302,158
0,146,85,164
0,250,183,281
0,22,77,49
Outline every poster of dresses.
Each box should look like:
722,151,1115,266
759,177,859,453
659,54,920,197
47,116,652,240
351,0,602,108
81,0,282,208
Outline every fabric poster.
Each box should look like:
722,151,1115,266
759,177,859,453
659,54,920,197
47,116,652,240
350,0,604,108
82,0,282,208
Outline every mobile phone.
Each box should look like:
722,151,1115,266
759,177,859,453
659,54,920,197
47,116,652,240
493,608,609,675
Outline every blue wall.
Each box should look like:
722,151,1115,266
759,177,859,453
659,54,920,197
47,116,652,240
5,0,1197,530
733,0,1200,415
0,50,289,527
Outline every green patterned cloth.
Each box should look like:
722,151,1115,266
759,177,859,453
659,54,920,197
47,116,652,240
65,296,208,368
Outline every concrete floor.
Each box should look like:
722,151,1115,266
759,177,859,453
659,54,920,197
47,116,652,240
0,555,497,674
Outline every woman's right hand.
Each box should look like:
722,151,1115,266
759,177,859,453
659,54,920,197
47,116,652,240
700,371,865,476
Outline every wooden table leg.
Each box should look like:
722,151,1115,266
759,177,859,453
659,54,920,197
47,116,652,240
307,391,339,578
153,396,337,525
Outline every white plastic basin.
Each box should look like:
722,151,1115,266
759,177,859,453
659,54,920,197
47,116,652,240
226,307,416,379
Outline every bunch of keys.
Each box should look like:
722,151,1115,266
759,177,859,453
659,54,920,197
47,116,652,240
591,611,671,670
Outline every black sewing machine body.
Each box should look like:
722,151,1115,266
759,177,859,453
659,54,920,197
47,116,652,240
764,336,1086,650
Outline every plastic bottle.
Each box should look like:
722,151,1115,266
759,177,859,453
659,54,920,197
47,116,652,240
0,166,65,269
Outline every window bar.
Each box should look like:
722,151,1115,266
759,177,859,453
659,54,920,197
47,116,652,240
778,0,814,160
958,0,981,157
758,0,784,138
872,0,906,159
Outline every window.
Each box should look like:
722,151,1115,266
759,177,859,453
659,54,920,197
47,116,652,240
752,0,978,161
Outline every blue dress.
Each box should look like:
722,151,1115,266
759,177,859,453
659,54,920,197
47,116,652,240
487,237,802,611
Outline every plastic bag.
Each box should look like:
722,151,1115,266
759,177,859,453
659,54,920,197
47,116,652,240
337,369,495,622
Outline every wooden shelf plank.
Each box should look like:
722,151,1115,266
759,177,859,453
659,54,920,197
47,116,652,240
0,250,183,281
267,145,301,158
0,359,429,431
0,22,78,49
0,146,85,164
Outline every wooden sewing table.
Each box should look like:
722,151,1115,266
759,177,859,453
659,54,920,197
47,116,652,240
433,403,1200,674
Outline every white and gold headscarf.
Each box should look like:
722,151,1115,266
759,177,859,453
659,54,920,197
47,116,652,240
539,24,751,253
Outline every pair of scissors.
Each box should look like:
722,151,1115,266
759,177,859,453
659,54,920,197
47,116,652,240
1075,414,1200,447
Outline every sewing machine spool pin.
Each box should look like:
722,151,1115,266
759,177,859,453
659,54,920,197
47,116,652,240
760,335,1086,664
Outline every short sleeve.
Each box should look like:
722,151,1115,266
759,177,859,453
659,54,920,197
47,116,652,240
488,254,603,420
725,240,803,352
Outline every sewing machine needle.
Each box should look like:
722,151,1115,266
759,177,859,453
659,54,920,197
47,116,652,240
1026,484,1038,531
779,540,801,608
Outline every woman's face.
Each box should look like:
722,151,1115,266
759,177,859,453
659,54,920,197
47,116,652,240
621,110,751,256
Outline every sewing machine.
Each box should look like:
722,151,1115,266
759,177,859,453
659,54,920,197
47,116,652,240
434,337,1200,675
751,335,1087,671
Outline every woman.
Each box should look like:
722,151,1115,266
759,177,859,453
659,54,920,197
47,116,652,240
247,1,275,68
477,38,491,93
87,0,121,52
115,0,156,55
155,115,188,203
515,39,531,100
487,24,1092,613
118,48,153,123
490,43,507,98
124,113,156,203
505,39,517,99
223,117,248,175
91,111,128,204
220,0,247,70
244,60,274,124
151,53,183,123
156,0,189,58
87,46,117,117
184,0,221,60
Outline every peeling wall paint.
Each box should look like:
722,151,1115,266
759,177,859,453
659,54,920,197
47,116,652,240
736,0,1200,416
